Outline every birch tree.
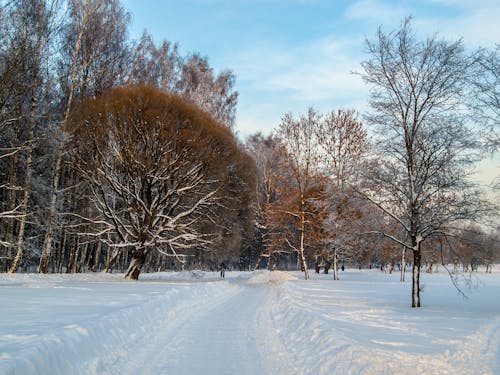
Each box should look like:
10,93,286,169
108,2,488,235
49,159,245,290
468,45,499,153
128,39,238,131
360,18,490,307
67,85,248,279
39,0,130,273
315,109,369,280
277,108,323,280
0,0,59,273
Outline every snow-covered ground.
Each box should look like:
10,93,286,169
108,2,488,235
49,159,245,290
1,269,499,374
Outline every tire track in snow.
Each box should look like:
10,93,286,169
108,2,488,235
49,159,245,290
102,281,289,375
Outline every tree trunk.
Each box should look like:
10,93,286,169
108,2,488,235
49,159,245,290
3,154,18,272
8,98,35,274
104,247,120,273
412,248,422,308
299,208,309,280
125,249,147,280
56,229,67,273
92,242,102,271
39,154,62,273
324,258,331,274
400,246,406,282
332,249,339,281
8,178,30,274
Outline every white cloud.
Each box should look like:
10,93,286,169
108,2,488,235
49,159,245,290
414,7,500,48
344,0,409,24
232,35,368,101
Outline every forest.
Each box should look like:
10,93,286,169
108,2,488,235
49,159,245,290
0,0,498,307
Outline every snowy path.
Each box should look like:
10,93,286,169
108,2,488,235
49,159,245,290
118,285,272,374
105,282,287,375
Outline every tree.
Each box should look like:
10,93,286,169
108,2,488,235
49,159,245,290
360,18,490,307
67,85,251,279
277,108,323,280
246,133,289,270
127,35,238,130
39,0,131,273
0,0,59,273
315,109,369,279
468,45,499,153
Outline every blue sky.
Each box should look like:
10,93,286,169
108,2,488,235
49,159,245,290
122,0,499,142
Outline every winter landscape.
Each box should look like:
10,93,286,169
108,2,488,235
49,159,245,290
1,269,499,374
1,0,499,374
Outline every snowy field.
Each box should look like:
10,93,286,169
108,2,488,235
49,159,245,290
0,269,499,375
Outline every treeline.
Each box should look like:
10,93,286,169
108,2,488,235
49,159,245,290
0,0,251,276
0,1,498,288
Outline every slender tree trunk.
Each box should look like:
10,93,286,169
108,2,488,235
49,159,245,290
400,246,406,282
104,247,119,273
66,236,79,273
254,255,262,271
8,99,35,274
332,249,339,281
8,171,31,273
92,241,102,271
4,155,18,272
38,155,61,273
324,258,331,274
299,206,309,280
412,246,422,308
56,229,67,273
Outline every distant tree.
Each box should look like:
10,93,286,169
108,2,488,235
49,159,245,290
468,45,499,153
246,133,288,270
67,85,251,279
127,35,238,130
359,18,491,307
314,109,369,280
178,54,238,130
277,108,324,280
127,31,182,92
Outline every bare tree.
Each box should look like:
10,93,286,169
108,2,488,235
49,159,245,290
39,0,130,273
468,45,499,153
0,0,59,273
315,109,369,279
127,37,238,130
246,133,287,270
277,108,323,280
359,18,491,307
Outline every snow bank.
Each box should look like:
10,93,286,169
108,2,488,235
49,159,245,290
0,273,239,375
268,270,500,374
139,270,222,282
240,270,297,285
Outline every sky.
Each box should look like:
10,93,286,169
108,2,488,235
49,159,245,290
121,0,499,187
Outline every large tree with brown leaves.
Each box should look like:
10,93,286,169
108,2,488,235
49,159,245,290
66,85,254,279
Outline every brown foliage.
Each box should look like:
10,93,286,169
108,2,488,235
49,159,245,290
66,84,255,278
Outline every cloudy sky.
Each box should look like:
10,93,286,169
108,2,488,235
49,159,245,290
122,0,499,141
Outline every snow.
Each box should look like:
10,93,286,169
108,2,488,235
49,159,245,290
1,269,499,374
